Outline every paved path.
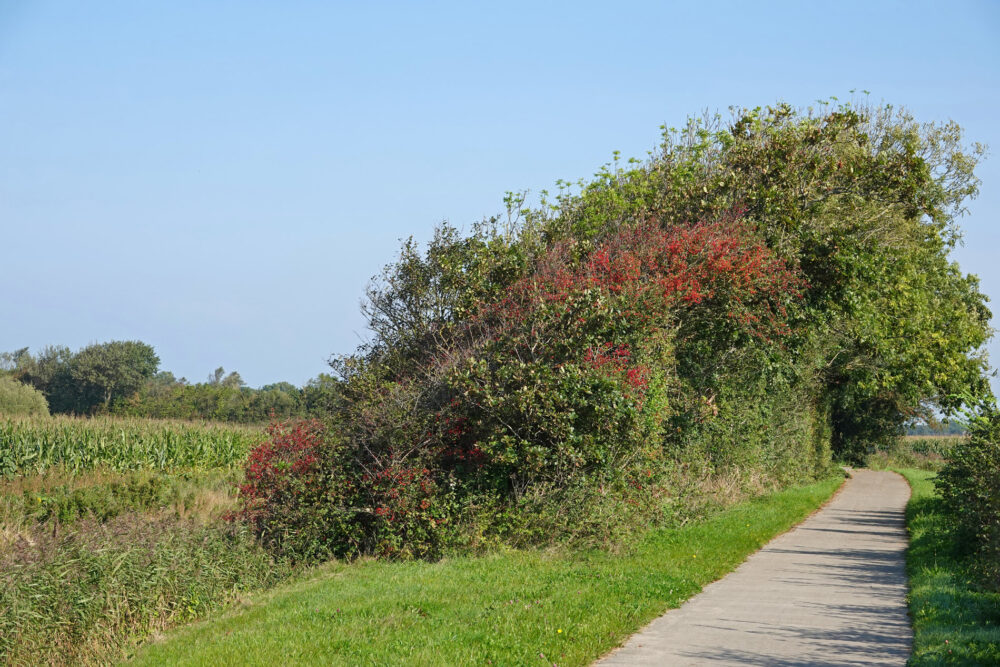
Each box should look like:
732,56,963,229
597,469,912,666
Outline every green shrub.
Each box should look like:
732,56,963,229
0,376,49,417
936,399,1000,590
27,472,164,523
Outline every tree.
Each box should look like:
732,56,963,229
0,376,49,416
208,367,226,385
0,347,30,374
70,341,160,411
5,345,77,413
221,370,245,389
301,373,341,417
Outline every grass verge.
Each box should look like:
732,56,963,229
130,474,843,666
0,469,294,665
897,468,1000,665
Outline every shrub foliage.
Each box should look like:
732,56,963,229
936,399,1000,589
236,100,992,561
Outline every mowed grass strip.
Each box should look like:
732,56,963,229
898,469,1000,665
131,475,843,666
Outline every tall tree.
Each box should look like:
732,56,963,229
5,345,77,412
70,341,160,411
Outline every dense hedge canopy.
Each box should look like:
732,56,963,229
236,101,993,561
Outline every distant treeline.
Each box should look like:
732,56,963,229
112,369,339,422
0,343,338,423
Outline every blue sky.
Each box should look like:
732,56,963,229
2,1,998,388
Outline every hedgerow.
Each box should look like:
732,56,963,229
236,212,823,558
234,100,991,562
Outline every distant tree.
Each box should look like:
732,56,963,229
301,373,341,416
215,385,249,421
6,345,321,422
0,347,30,374
208,367,226,385
0,376,49,416
246,385,301,421
70,341,159,411
221,370,245,389
5,345,77,412
260,381,298,394
151,370,179,386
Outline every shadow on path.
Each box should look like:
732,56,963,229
597,470,912,666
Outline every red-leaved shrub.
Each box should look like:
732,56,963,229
233,419,447,560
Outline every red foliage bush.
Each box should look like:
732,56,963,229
233,419,446,560
490,216,804,343
229,419,339,560
237,419,325,522
432,214,807,498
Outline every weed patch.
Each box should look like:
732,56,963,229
0,513,292,665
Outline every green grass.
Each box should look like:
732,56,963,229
897,468,1000,665
130,474,843,666
1,516,292,666
0,468,294,666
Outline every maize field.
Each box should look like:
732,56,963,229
0,415,263,475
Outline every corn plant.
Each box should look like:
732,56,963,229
0,415,263,475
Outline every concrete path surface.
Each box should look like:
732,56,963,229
597,469,912,666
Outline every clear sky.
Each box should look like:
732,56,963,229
2,1,998,388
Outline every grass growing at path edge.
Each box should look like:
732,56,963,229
130,474,843,666
897,469,1000,665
